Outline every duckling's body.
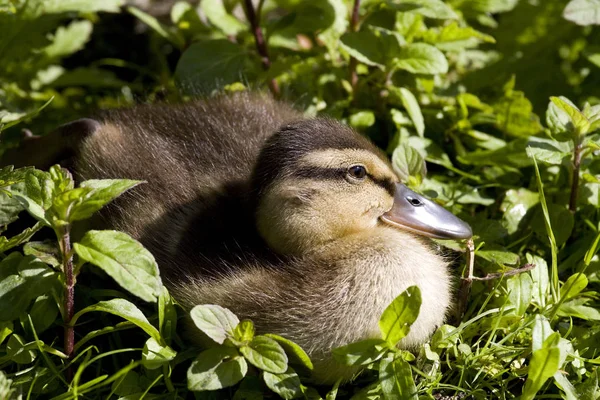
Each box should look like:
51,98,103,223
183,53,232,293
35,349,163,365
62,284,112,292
8,93,466,383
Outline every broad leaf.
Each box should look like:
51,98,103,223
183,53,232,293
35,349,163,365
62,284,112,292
240,335,288,374
394,43,448,74
563,0,600,26
74,230,161,303
332,338,388,366
392,87,424,137
392,143,426,187
201,0,246,36
550,96,590,136
189,304,240,345
384,0,458,19
522,347,560,400
264,333,314,371
560,273,588,301
175,40,251,94
70,298,161,342
0,255,56,321
506,273,533,315
379,286,422,346
142,337,177,370
188,346,247,391
263,368,303,400
52,179,141,223
379,354,418,400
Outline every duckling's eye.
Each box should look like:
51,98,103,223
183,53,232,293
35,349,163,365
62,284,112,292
347,165,367,180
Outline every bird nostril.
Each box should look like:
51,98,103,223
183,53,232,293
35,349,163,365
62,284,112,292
407,197,424,207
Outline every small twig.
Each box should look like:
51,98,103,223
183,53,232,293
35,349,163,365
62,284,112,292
58,225,75,381
469,263,535,281
455,238,475,322
349,0,361,91
243,0,279,97
569,138,583,212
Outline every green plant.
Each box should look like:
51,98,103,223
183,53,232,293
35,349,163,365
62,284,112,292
1,0,600,398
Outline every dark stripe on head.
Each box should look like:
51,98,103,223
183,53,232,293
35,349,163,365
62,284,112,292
292,166,396,197
369,174,395,196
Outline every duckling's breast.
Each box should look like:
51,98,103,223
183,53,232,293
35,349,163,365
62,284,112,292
303,226,451,358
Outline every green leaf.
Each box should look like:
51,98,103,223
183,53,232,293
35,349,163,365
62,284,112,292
52,179,141,222
0,255,57,321
264,334,313,371
263,368,303,400
379,286,421,346
476,250,519,266
7,334,36,364
349,111,376,129
240,335,288,374
234,320,255,344
127,6,184,48
563,0,600,26
458,0,518,13
42,0,123,14
23,240,60,268
550,96,590,136
332,338,388,366
522,347,560,400
531,203,574,247
0,223,42,253
384,0,458,19
158,287,177,345
527,254,549,307
557,298,600,320
188,346,247,391
201,0,246,36
379,353,418,400
43,20,93,59
394,87,425,137
0,321,13,346
531,315,553,352
560,273,588,301
142,337,177,370
25,295,58,335
71,298,161,342
340,26,404,68
175,40,251,94
392,143,426,187
189,304,239,345
494,91,543,138
525,137,571,165
506,273,533,315
317,0,349,51
73,230,161,303
394,43,448,74
422,21,495,51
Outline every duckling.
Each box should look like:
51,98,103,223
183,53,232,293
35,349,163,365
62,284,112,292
4,92,471,383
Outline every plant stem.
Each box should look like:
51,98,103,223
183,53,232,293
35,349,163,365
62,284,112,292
569,138,583,212
58,225,75,381
349,0,361,90
243,0,279,97
455,238,475,322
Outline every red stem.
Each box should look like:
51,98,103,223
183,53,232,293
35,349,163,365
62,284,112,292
244,0,279,97
59,227,75,380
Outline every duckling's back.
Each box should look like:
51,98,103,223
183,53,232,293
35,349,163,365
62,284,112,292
73,93,301,276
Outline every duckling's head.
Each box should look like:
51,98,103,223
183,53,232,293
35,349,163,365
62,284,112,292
252,119,471,255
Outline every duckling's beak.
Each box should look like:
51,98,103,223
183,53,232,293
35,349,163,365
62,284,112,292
381,184,472,240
